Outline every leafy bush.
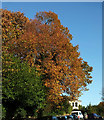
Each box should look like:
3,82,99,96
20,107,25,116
14,108,27,119
2,53,46,119
2,105,6,120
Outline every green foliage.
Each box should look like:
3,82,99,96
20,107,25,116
14,108,27,119
86,103,94,114
80,102,104,117
79,105,86,115
86,103,98,114
97,102,104,117
67,105,73,114
43,96,72,116
2,105,6,120
2,52,46,119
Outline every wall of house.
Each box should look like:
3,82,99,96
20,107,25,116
69,100,81,109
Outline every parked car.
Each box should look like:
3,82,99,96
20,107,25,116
71,111,84,120
71,114,78,120
88,113,103,119
65,115,74,120
97,115,103,119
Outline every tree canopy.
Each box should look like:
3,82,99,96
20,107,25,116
3,10,93,104
2,9,93,119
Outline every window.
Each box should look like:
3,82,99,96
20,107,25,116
79,112,82,115
75,102,78,107
72,102,74,107
72,112,78,115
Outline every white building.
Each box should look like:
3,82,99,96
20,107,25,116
69,100,81,109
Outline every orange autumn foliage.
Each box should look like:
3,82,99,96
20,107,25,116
2,9,29,46
3,10,93,103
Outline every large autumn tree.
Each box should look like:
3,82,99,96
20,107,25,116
3,10,93,104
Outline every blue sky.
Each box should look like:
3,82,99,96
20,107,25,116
2,2,102,106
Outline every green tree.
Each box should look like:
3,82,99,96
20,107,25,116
2,52,46,120
80,103,104,118
86,103,94,114
43,96,72,116
86,103,97,114
79,105,86,113
97,102,104,117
